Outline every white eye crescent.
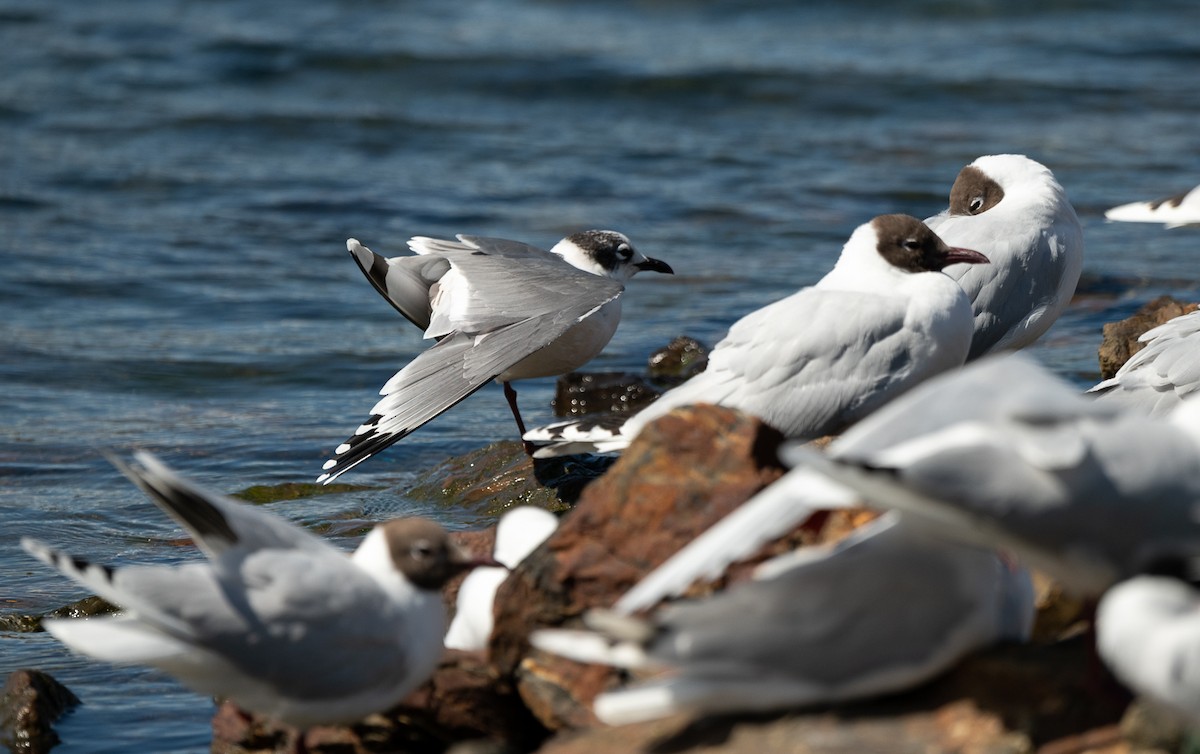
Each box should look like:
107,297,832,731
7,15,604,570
969,196,985,213
616,243,633,260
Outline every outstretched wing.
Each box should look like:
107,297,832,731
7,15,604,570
320,243,625,482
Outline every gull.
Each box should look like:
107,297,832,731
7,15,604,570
925,154,1084,360
318,230,673,483
1096,575,1200,725
531,512,1034,725
22,451,498,728
525,214,988,457
1105,185,1200,228
614,352,1200,615
444,506,559,651
1088,309,1200,416
789,353,1200,596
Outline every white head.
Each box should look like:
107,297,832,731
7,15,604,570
493,507,560,568
550,230,674,282
947,154,1072,219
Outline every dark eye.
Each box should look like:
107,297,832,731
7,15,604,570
968,196,985,213
616,243,633,260
902,238,921,251
410,541,435,560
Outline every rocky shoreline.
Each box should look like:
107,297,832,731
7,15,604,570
4,300,1195,754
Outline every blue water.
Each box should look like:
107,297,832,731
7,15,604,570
3,0,1199,750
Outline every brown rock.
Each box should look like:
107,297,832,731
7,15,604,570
1097,296,1198,379
530,635,1131,754
489,405,789,730
0,669,80,754
212,651,546,754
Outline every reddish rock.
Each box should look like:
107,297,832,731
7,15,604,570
0,669,80,754
213,651,545,754
488,405,789,729
530,635,1132,754
1097,296,1198,378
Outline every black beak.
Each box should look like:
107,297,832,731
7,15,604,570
635,257,674,274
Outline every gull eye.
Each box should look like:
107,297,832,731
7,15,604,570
902,238,921,251
410,541,435,560
969,195,985,213
616,243,633,260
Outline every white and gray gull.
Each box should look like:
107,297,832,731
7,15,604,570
525,214,988,457
1105,184,1200,228
532,512,1034,724
318,230,672,483
924,154,1084,360
1088,308,1200,417
788,353,1200,596
23,451,498,728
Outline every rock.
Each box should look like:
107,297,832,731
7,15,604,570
552,372,661,418
550,335,710,419
405,440,613,517
1097,296,1198,379
0,669,80,754
231,481,377,504
646,335,709,384
1117,698,1185,753
530,636,1131,754
212,651,546,754
488,405,788,730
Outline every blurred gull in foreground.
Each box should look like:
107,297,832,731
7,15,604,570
1096,575,1200,726
23,452,497,728
319,230,672,482
532,513,1034,724
445,506,559,651
790,353,1200,596
616,353,1200,615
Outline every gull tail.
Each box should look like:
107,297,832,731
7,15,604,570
524,415,631,459
529,609,658,670
42,614,190,665
346,238,449,330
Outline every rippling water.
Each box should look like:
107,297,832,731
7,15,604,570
3,0,1200,750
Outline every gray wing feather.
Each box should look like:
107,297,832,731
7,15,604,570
348,239,449,330
650,517,1020,689
810,355,1200,592
628,289,926,440
112,452,332,560
931,211,1082,359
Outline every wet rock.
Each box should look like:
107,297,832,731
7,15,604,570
1097,296,1198,379
0,595,118,634
0,669,80,754
488,405,788,730
646,335,709,384
552,372,661,418
551,336,710,418
406,440,612,516
231,481,377,504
